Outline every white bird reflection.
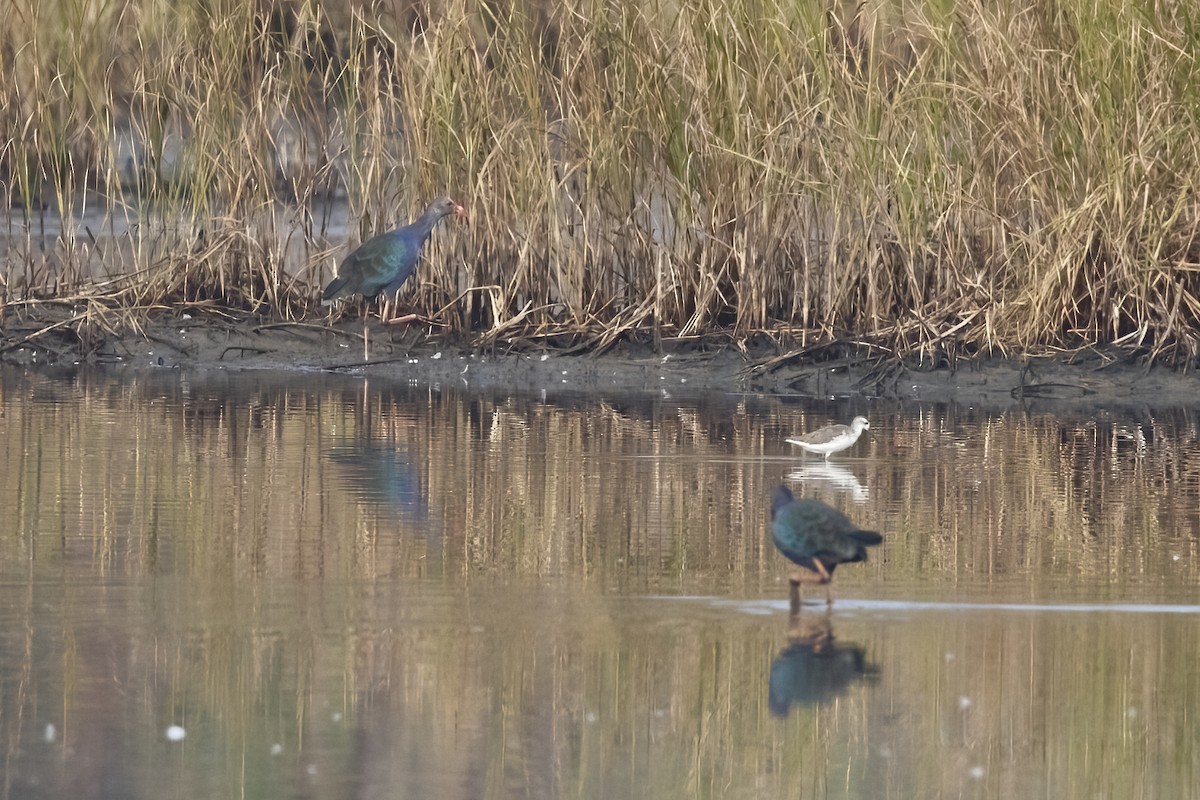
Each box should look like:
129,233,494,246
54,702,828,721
786,462,869,504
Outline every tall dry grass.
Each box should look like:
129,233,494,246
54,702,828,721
3,0,1200,361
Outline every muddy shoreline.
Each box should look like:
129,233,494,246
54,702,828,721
2,310,1197,409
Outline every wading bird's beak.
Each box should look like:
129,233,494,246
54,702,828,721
452,202,468,222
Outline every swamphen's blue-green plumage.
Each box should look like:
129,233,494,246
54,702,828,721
770,485,882,607
323,196,466,304
768,630,874,716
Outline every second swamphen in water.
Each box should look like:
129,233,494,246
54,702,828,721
323,195,467,321
770,485,883,610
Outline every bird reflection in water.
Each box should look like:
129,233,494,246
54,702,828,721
786,462,869,504
768,614,877,717
324,441,431,527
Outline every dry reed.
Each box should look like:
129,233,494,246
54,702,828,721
3,0,1200,363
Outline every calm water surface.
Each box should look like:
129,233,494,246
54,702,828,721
1,365,1198,799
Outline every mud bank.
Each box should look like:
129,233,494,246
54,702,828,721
2,310,1197,409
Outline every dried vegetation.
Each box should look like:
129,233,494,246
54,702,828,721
3,0,1200,364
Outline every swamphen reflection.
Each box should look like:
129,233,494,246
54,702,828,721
768,616,875,716
770,485,883,610
325,442,429,524
323,196,466,354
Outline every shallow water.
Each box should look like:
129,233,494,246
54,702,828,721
0,365,1197,799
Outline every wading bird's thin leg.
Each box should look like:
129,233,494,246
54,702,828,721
788,575,802,615
380,289,419,326
788,571,822,612
810,559,835,606
385,313,419,326
789,560,835,612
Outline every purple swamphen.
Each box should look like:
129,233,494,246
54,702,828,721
770,485,883,611
323,195,467,325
